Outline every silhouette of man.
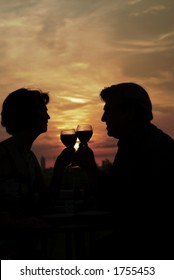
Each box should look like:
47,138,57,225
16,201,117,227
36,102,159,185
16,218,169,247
0,88,75,258
77,82,174,259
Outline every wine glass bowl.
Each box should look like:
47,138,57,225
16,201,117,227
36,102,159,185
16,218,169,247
60,129,77,148
76,124,93,145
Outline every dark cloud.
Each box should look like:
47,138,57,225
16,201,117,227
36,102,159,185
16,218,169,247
92,138,117,149
105,0,174,41
153,104,174,114
148,80,174,97
121,50,174,79
0,0,37,14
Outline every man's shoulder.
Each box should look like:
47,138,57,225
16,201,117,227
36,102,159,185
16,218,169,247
148,124,174,145
146,125,174,162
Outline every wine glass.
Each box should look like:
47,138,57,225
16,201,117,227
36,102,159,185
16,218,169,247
76,124,93,146
60,128,79,169
60,129,77,148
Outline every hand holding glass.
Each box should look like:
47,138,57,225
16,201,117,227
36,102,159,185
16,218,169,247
60,125,93,167
60,129,77,168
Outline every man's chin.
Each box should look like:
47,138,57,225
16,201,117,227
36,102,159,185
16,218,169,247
107,129,117,138
107,130,112,136
40,127,47,134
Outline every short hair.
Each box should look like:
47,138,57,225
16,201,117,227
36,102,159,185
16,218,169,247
1,88,49,135
100,82,153,122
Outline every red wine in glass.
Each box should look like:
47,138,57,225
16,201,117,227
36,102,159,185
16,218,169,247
60,129,78,169
60,129,77,147
76,124,93,145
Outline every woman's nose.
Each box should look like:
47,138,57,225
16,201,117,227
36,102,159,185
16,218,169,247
101,112,106,122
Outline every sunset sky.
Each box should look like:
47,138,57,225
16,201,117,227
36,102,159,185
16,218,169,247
0,0,174,168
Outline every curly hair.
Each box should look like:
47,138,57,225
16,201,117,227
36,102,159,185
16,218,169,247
1,88,49,135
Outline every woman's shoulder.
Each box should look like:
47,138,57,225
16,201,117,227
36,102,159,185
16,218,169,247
0,137,14,149
0,138,12,158
0,138,14,177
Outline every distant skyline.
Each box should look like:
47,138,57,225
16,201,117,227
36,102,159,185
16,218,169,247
0,0,174,167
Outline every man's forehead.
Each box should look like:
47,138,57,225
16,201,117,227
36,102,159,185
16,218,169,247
37,102,47,111
103,102,117,110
